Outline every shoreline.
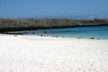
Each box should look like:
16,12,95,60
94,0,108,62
1,33,107,40
1,25,108,40
1,25,108,33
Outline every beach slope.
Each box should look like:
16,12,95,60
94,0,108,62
0,35,108,72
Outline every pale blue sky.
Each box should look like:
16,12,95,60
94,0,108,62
0,0,108,18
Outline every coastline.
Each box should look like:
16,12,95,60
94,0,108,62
0,34,108,72
0,18,108,32
2,25,108,40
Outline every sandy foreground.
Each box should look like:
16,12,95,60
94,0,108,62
0,34,108,72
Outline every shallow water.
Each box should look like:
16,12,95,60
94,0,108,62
20,26,108,39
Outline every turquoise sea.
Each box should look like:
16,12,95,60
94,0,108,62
21,26,108,39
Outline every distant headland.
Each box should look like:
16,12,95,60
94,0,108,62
0,18,108,33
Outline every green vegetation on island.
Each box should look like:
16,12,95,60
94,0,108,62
0,18,108,33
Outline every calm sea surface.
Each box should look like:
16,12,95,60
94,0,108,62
21,26,108,39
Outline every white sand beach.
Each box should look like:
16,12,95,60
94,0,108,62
0,34,108,72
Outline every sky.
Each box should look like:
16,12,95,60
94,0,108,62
0,0,108,18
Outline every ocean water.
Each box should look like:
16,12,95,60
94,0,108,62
21,26,108,39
